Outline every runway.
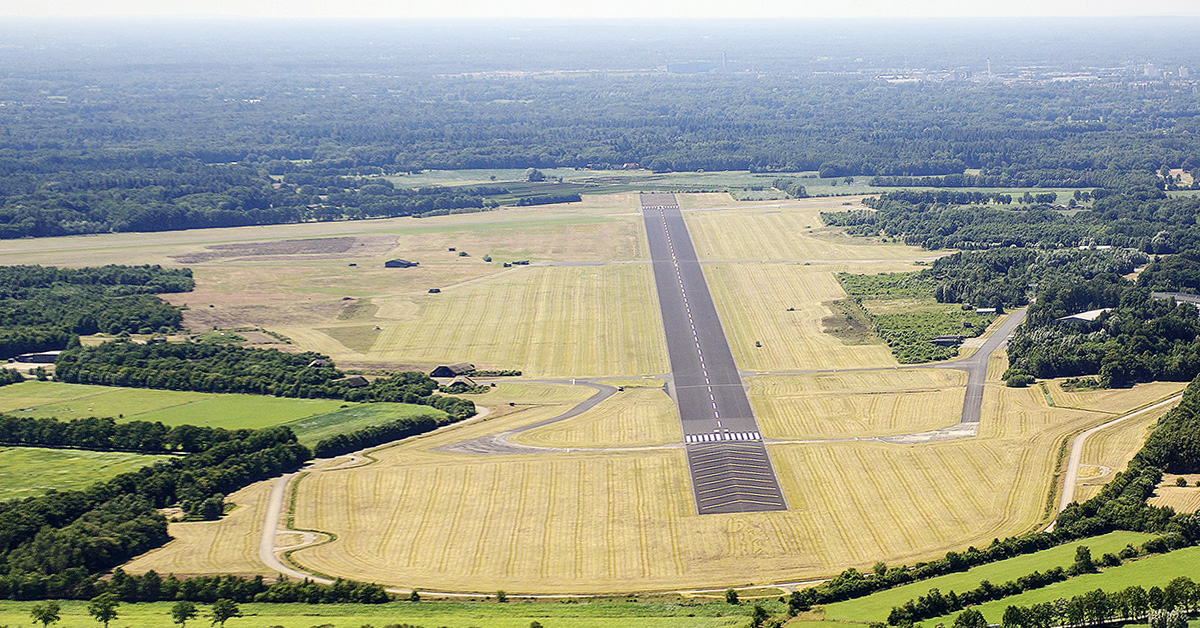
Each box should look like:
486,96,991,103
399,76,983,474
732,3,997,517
641,193,787,514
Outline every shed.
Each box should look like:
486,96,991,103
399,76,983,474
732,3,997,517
307,359,330,368
450,375,478,388
385,259,419,268
334,375,369,388
14,350,61,364
975,307,998,315
931,335,966,347
431,363,475,378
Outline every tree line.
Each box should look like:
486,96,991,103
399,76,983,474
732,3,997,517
0,414,278,454
53,341,475,420
994,579,1198,628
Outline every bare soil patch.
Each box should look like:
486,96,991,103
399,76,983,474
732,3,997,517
821,298,878,345
172,236,394,263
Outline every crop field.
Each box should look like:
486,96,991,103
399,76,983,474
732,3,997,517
0,381,348,429
704,263,903,371
124,480,277,578
512,386,682,448
0,599,763,628
747,370,966,439
924,545,1200,625
822,530,1156,623
0,446,168,500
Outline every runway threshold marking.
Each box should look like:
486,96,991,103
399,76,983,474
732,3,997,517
641,192,788,515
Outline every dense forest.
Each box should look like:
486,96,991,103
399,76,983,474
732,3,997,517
0,265,192,359
2,20,1200,237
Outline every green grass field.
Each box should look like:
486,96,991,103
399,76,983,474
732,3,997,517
822,531,1155,623
0,446,169,500
0,600,767,628
0,381,351,430
922,545,1200,625
285,403,448,447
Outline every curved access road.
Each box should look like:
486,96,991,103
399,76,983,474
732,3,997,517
1054,394,1183,515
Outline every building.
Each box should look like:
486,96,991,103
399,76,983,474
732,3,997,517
975,307,998,315
1057,308,1112,324
334,375,369,388
307,359,330,368
384,259,418,268
14,350,61,364
430,363,475,378
931,335,966,347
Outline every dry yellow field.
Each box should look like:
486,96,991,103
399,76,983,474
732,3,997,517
704,262,902,371
1046,380,1186,413
748,370,966,439
124,480,275,577
512,386,682,448
322,264,668,376
683,198,929,262
1073,400,1176,497
1149,475,1200,513
266,370,1178,594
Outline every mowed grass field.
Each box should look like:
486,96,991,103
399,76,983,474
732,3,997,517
682,198,928,262
0,381,349,430
260,375,1184,594
1072,395,1177,502
748,370,966,439
354,263,668,377
821,531,1155,623
0,446,169,500
1148,474,1200,513
511,385,682,448
0,599,760,628
924,545,1200,625
124,479,277,578
704,262,907,371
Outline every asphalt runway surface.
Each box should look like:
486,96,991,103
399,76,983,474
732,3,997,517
937,307,1028,423
641,193,787,514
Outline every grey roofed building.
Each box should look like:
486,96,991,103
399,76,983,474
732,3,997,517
430,363,475,378
384,259,419,268
1056,308,1112,323
334,375,369,388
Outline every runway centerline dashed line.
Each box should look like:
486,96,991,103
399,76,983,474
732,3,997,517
642,193,787,515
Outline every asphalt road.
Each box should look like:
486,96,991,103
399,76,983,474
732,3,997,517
937,307,1028,423
641,193,787,514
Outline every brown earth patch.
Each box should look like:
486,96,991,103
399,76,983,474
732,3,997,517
172,236,394,264
821,298,878,345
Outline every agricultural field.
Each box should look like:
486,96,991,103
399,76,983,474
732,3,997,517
821,530,1156,623
0,381,353,430
0,599,763,628
1071,397,1177,502
923,545,1200,625
0,446,169,500
124,480,276,578
747,370,966,439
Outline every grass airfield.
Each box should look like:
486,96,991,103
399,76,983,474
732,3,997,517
6,189,1179,594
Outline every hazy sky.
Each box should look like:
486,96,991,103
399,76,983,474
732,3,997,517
4,0,1199,19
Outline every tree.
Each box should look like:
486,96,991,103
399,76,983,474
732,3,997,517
525,168,545,182
496,590,508,603
1002,605,1026,628
409,590,420,603
209,599,241,627
752,604,771,628
1071,545,1095,575
88,593,120,628
30,601,61,628
954,608,987,628
171,600,198,627
726,588,740,605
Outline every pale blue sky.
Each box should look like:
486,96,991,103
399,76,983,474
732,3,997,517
2,0,1197,19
